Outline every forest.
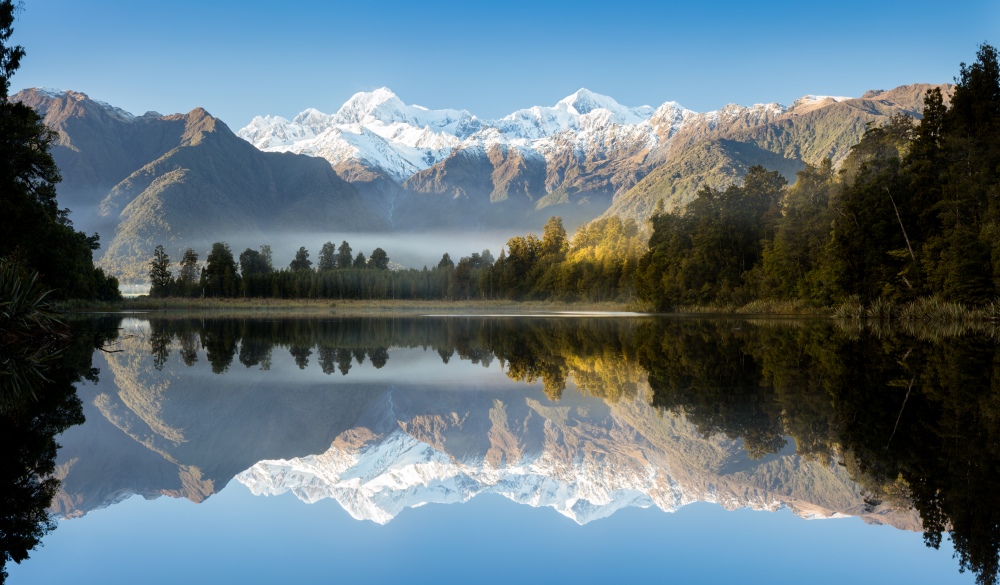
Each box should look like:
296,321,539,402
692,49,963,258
148,44,1000,312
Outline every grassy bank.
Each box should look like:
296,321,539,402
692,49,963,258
52,295,1000,322
53,297,634,317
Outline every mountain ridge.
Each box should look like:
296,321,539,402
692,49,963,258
13,82,952,282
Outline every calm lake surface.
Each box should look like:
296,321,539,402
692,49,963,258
4,314,999,584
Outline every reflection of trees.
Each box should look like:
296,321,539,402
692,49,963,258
824,334,1000,585
0,319,107,582
139,315,1000,585
636,319,1000,585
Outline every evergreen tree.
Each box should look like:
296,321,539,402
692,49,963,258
289,247,312,272
259,245,273,271
369,247,389,270
337,241,353,269
437,253,454,270
353,252,367,269
239,248,270,276
148,245,172,297
178,249,199,284
318,241,337,271
204,242,239,297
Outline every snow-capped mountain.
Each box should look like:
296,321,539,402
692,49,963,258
238,87,704,184
239,87,481,181
238,85,887,219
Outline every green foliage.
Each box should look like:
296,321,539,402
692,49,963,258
369,247,389,270
634,44,1000,311
147,245,172,297
139,43,999,314
352,252,366,269
336,241,353,269
203,243,239,297
289,246,312,272
0,1,119,302
636,166,785,309
318,241,337,271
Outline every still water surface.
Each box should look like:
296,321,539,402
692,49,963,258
5,315,998,584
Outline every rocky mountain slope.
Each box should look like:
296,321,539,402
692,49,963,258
603,84,953,219
15,89,387,282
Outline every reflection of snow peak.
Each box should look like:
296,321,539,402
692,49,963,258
237,87,805,183
234,394,817,526
237,427,666,525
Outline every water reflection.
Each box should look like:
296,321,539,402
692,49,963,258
16,316,1000,584
0,318,114,582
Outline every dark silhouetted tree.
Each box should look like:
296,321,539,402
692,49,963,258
289,247,312,272
318,241,337,271
148,245,172,297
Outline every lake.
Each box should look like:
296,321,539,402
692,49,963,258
3,314,997,584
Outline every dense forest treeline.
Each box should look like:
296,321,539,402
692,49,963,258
640,43,1000,309
148,44,999,311
134,314,1000,584
147,215,643,302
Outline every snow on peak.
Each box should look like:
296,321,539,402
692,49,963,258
799,94,853,103
331,87,479,134
237,88,484,180
492,89,656,140
236,85,851,183
333,87,406,125
555,88,653,121
786,94,853,114
35,87,68,99
557,88,621,115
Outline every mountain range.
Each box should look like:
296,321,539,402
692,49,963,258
14,83,951,282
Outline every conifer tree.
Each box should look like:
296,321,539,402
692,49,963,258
337,241,353,269
318,241,337,271
148,245,172,297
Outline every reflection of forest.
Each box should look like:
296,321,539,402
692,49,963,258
142,315,1000,585
0,318,116,582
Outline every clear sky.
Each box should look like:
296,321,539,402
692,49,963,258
8,0,999,127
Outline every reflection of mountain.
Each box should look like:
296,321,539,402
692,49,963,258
53,319,915,532
52,323,386,516
237,388,915,528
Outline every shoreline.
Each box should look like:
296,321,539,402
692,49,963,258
55,298,638,318
52,296,1000,323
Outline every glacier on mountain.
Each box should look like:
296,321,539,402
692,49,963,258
237,87,814,185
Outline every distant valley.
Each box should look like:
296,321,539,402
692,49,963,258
15,83,950,282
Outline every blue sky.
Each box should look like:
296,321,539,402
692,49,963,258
8,0,998,126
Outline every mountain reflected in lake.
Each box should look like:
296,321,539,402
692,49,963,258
5,315,1000,584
